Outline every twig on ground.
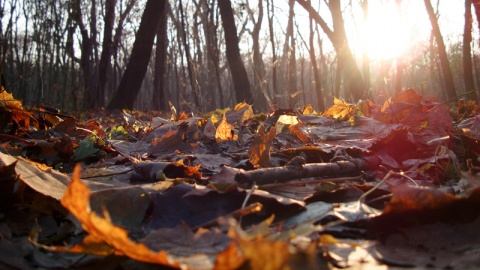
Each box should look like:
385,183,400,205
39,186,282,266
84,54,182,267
235,156,380,185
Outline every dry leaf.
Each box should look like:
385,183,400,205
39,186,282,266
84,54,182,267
215,114,235,143
248,126,276,168
58,165,180,266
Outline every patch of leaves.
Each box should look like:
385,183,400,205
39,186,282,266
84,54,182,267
1,88,480,269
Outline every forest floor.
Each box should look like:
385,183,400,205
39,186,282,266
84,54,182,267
1,88,480,269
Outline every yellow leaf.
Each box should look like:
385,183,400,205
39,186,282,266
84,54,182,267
322,97,355,120
215,114,235,143
0,88,23,109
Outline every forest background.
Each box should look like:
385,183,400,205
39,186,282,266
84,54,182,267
0,0,479,114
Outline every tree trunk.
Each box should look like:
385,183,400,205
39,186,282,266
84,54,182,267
178,0,201,109
361,0,370,96
296,0,365,101
206,0,225,108
218,0,253,105
107,0,166,110
463,0,477,100
267,0,278,109
424,0,457,101
152,1,169,111
69,0,95,109
95,0,115,108
250,0,270,112
287,0,298,107
472,0,480,46
308,13,324,111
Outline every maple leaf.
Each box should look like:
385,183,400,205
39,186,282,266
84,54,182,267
0,88,35,132
43,165,181,266
322,97,355,120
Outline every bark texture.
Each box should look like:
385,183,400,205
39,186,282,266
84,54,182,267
108,0,167,110
218,0,254,105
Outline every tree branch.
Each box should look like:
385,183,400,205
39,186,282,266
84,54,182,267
235,156,380,185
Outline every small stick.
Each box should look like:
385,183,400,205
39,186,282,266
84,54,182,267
260,176,363,189
235,156,380,185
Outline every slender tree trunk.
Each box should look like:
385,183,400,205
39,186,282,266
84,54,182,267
178,0,201,109
361,0,370,96
218,0,253,105
267,0,278,108
107,0,167,110
152,0,169,111
283,0,297,107
428,32,445,100
335,59,342,98
70,0,94,109
464,0,477,100
296,0,365,101
472,0,480,46
208,0,225,108
95,0,115,108
250,0,270,112
308,13,324,111
424,0,457,101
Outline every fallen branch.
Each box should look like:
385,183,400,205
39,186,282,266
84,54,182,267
235,156,380,185
259,175,363,189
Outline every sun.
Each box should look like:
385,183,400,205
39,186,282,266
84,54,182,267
348,1,439,62
360,3,412,61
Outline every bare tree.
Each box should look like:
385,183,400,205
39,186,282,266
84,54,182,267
218,0,253,106
284,0,298,107
394,0,404,94
248,0,270,111
152,0,169,111
464,0,477,100
424,0,457,101
266,0,278,106
178,0,201,109
308,9,324,111
472,0,480,43
108,0,167,110
204,0,225,109
361,0,370,94
296,0,365,101
95,0,115,108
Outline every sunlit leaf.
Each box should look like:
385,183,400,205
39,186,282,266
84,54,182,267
323,97,355,120
215,114,235,143
58,165,181,266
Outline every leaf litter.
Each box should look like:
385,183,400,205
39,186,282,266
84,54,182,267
1,88,480,268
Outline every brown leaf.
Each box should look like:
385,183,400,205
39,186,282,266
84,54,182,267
228,102,254,126
57,165,180,266
148,123,194,155
163,159,202,180
0,88,35,131
202,118,216,140
0,152,69,200
248,125,276,168
372,186,480,231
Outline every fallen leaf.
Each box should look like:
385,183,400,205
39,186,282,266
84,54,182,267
248,125,276,168
215,114,234,143
57,165,180,266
